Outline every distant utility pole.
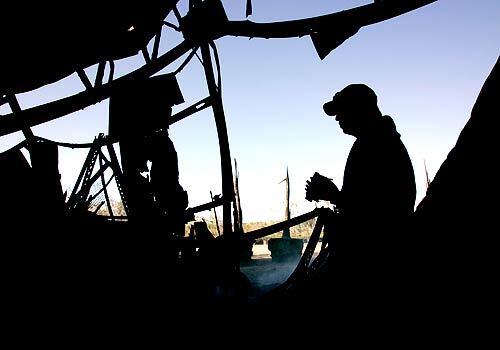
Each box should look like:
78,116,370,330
279,167,291,238
210,190,221,237
233,159,243,234
424,160,431,190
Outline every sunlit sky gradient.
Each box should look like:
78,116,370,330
1,0,499,222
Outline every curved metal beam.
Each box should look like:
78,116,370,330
0,40,194,137
223,1,437,39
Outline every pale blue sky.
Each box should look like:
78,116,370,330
1,0,499,221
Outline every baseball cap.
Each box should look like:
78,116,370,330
323,84,378,116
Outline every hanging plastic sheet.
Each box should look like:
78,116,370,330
108,74,184,138
310,24,360,60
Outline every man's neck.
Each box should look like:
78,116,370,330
357,115,381,138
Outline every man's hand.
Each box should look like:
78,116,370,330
305,172,340,204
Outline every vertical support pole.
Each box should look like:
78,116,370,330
76,69,93,90
200,43,238,271
108,60,115,83
7,94,34,141
246,0,253,17
200,43,234,237
172,6,183,23
152,30,162,60
95,62,106,87
142,48,151,63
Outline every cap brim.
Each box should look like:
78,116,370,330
323,100,337,116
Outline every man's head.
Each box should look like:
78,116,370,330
323,84,381,136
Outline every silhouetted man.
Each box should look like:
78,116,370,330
148,129,188,237
305,84,416,306
307,84,415,218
